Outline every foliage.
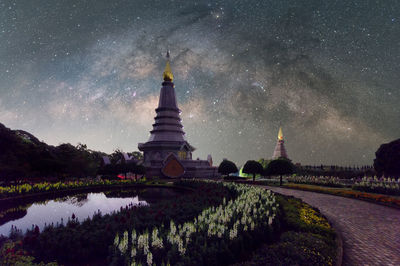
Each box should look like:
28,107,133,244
352,176,400,196
239,159,270,179
250,179,283,186
218,160,238,177
0,123,100,180
238,232,335,266
0,239,58,266
257,158,271,169
238,167,252,178
16,181,235,264
265,159,294,176
295,164,375,179
0,122,104,180
238,195,336,266
0,179,137,199
111,181,280,265
1,180,340,265
223,176,247,181
128,151,144,161
277,196,334,238
287,175,346,188
135,165,146,176
374,138,400,177
285,183,400,209
285,175,400,195
0,240,35,266
242,161,264,181
0,122,144,181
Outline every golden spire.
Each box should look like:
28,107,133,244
163,50,174,82
278,127,283,140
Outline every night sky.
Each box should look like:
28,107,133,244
1,0,399,166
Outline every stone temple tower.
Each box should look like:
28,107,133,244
272,127,288,159
138,52,218,178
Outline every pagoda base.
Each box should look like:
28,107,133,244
144,158,220,179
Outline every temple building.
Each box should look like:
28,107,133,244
138,52,219,178
272,127,289,159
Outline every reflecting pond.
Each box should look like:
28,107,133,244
0,187,184,236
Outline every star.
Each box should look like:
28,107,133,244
0,0,398,166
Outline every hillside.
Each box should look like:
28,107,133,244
0,123,104,180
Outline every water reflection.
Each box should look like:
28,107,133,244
0,192,147,236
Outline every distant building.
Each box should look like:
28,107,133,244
138,52,218,178
102,156,111,165
272,127,289,159
102,152,139,166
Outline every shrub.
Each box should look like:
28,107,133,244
237,195,337,266
239,232,335,266
374,139,400,177
19,181,235,264
242,161,264,181
111,181,280,265
218,160,238,177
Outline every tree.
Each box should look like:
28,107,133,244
243,160,264,181
218,160,238,177
110,149,124,164
374,139,400,177
134,164,146,180
265,158,294,186
129,151,143,161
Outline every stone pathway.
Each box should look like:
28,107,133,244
265,186,400,266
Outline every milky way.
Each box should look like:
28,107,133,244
0,0,399,166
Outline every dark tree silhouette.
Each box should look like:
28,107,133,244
265,158,294,186
129,151,144,161
243,160,264,181
218,160,238,177
374,139,400,177
134,164,146,179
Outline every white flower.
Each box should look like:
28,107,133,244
118,231,128,254
131,247,137,258
147,251,153,266
114,234,119,247
131,229,137,244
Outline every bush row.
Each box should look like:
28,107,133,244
285,183,400,209
0,179,140,199
111,181,280,265
238,195,337,265
4,181,234,265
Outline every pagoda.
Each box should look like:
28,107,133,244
138,52,218,178
272,127,289,159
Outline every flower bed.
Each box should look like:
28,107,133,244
238,195,337,266
352,176,400,196
0,179,140,199
287,175,346,188
111,181,280,265
0,180,340,265
285,183,400,209
4,180,235,265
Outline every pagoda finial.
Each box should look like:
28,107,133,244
163,50,174,82
278,127,283,140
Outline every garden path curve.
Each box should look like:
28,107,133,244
264,186,400,266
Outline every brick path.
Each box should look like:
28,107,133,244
265,186,400,266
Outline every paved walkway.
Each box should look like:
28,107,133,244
265,186,400,266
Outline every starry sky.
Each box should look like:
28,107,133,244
1,0,399,166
